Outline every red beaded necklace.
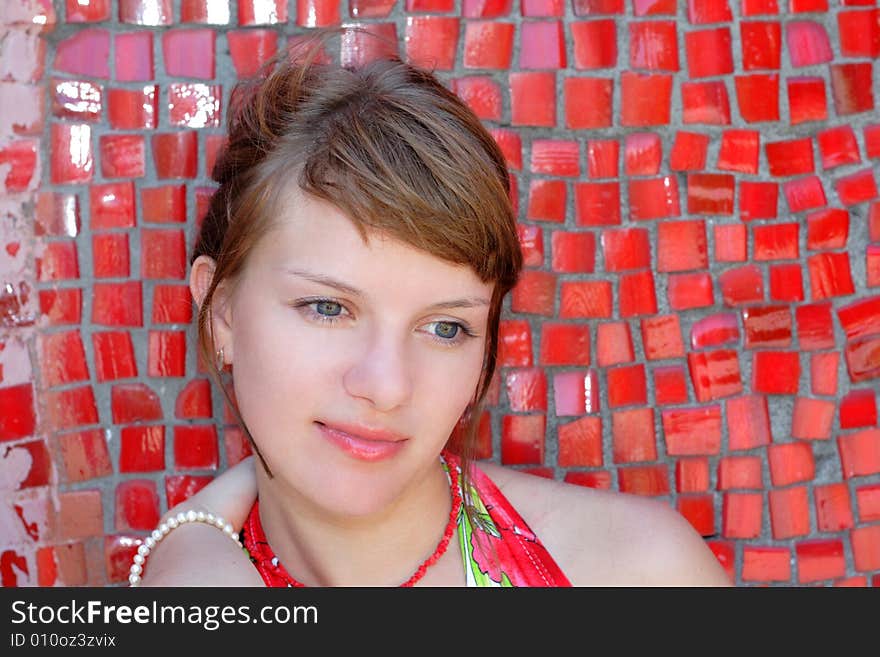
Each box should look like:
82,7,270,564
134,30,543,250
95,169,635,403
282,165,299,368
242,454,462,587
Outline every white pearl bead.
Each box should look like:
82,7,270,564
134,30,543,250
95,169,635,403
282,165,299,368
130,563,142,575
151,529,162,541
133,554,144,565
196,511,206,522
168,516,178,529
186,510,197,522
145,537,155,549
176,512,187,524
129,574,140,585
137,545,149,556
206,513,216,524
223,523,234,535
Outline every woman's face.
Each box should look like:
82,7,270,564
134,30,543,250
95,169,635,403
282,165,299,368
211,186,493,517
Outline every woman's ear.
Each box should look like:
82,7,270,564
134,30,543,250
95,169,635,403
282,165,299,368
190,255,234,365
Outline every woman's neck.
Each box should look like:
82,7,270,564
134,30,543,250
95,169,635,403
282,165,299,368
254,457,453,586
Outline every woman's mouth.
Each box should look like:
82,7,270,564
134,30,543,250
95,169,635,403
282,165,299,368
315,421,408,462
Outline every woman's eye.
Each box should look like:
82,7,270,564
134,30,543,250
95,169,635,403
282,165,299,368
433,321,460,340
314,300,343,317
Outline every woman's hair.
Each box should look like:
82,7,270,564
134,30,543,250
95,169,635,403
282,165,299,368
192,29,522,534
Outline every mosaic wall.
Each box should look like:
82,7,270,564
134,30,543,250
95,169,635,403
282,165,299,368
1,0,879,586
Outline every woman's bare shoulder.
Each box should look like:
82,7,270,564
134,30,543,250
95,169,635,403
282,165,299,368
476,461,732,587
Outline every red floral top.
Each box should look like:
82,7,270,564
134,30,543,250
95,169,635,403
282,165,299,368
241,452,571,587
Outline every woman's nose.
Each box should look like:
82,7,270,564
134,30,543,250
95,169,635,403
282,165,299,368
342,328,414,412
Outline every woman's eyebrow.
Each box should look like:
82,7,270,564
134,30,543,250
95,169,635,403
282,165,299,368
281,267,490,309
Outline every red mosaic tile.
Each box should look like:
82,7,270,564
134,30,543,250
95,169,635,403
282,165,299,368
530,140,579,177
65,0,110,22
810,352,839,396
742,305,792,348
719,265,764,306
451,76,501,121
717,455,763,490
868,246,880,288
173,379,212,419
722,491,763,538
36,241,80,282
845,334,880,383
55,28,110,78
641,315,685,361
815,126,860,171
559,280,613,318
586,139,619,178
520,0,563,14
118,0,172,24
618,270,658,317
837,428,880,478
687,0,732,23
488,129,521,170
661,405,722,456
572,0,624,13
510,72,556,127
629,20,678,71
654,366,689,406
500,414,545,465
563,471,612,489
768,264,804,302
790,0,827,10
657,219,707,272
539,323,590,366
739,181,778,222
837,296,880,341
564,76,613,129
92,282,142,327
498,320,532,367
0,140,38,191
505,368,547,412
753,351,800,395
517,224,544,268
44,385,99,432
687,173,735,214
119,425,165,473
58,489,103,540
100,134,145,178
463,21,514,69
866,125,880,160
91,233,130,279
238,0,286,24
686,28,733,78
56,428,111,483
742,0,779,14
152,131,197,179
741,20,781,70
607,364,647,408
715,129,759,174
787,76,828,126
856,483,880,522
632,0,676,14
742,546,791,583
557,416,602,467
601,228,650,271
518,20,565,69
838,9,880,57
796,539,845,583
51,79,101,123
830,63,875,116
525,180,564,224
162,29,214,79
180,0,231,23
147,330,186,377
88,330,135,386
668,272,714,311
618,465,669,496
141,229,186,280
89,181,135,229
35,192,80,237
791,396,835,440
815,483,855,532
766,137,814,177
770,485,811,539
574,181,620,225
611,407,656,463
570,20,617,69
726,394,772,450
39,289,83,326
596,322,633,367
851,525,880,572
510,270,555,316
404,16,459,71
173,425,218,470
669,131,709,171
50,123,93,184
840,389,877,429
768,442,815,487
675,458,709,493
551,231,595,273
339,23,398,67
107,86,157,130
678,494,715,536
628,176,680,220
690,313,739,350
226,30,277,79
620,72,673,126
681,80,731,125
714,224,747,263
553,369,600,416
808,252,855,300
114,31,153,81
836,168,878,206
687,349,742,402
140,185,186,224
735,73,780,122
165,474,213,509
38,330,88,387
110,383,162,424
167,83,221,128
114,479,159,532
296,0,340,26
807,208,849,251
753,223,799,261
797,302,835,351
786,20,833,67
624,132,661,175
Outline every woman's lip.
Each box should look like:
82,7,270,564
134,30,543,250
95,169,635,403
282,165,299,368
316,421,411,443
316,422,408,462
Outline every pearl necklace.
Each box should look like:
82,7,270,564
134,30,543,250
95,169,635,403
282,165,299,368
242,455,462,587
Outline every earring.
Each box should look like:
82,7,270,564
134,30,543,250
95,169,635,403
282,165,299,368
215,347,225,371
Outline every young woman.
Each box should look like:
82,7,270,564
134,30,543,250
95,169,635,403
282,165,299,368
131,35,731,587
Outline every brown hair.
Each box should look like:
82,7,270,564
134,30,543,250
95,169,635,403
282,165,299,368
192,29,522,545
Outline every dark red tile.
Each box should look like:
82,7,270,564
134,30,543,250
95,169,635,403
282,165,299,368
661,405,722,456
175,379,212,419
629,20,678,71
500,414,545,465
641,314,684,360
807,208,849,251
690,312,739,350
840,389,878,429
114,479,159,531
620,72,673,126
628,176,680,220
0,384,36,442
742,305,792,348
816,125,860,170
681,80,731,125
551,231,595,273
808,252,855,300
741,20,781,70
655,366,689,406
788,76,828,125
540,323,590,366
678,494,716,536
559,280,612,318
687,0,732,23
574,181,620,225
719,265,764,306
717,130,759,173
753,222,799,261
687,349,743,402
173,425,218,470
657,219,707,272
152,131,197,179
114,31,153,81
687,173,735,214
797,302,835,351
571,20,617,69
830,62,875,116
92,331,137,382
686,28,733,78
726,394,772,450
584,140,617,180
869,246,880,288
769,264,805,302
796,539,846,584
141,185,186,224
735,73,780,122
865,124,880,160
564,76,612,129
89,181,135,229
766,137,814,176
742,0,778,14
740,180,778,221
165,474,213,508
669,131,709,171
618,270,658,317
607,364,647,408
782,175,827,213
836,168,878,206
668,272,714,311
110,383,162,423
838,9,880,57
752,350,800,395
525,180,564,224
119,425,165,472
107,86,157,130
